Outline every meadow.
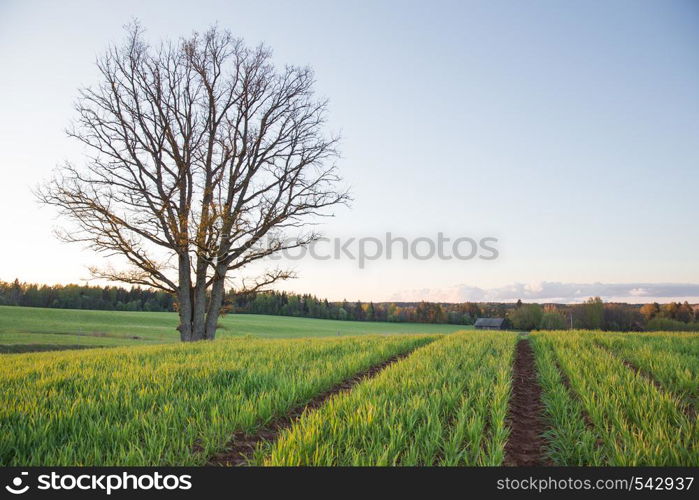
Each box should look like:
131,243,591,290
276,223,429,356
1,327,696,466
0,305,467,352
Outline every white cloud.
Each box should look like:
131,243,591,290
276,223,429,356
390,282,699,303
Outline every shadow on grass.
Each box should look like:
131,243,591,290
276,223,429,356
0,344,112,354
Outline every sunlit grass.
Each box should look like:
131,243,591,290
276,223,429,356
0,305,467,349
258,331,517,466
1,334,437,465
532,331,698,465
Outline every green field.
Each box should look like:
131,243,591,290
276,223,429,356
2,329,697,466
0,305,468,352
1,334,437,465
260,331,516,465
532,330,698,465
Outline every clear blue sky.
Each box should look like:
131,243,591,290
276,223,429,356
1,0,698,303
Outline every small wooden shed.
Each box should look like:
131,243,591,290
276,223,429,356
474,318,506,330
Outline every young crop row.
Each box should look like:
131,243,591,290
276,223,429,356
604,331,699,357
531,335,604,465
5,328,695,467
1,335,436,466
533,331,698,465
257,331,518,466
590,332,698,410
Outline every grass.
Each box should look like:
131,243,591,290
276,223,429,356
590,332,699,410
532,331,698,465
531,334,605,465
0,305,469,351
258,331,517,466
3,321,696,466
0,334,438,465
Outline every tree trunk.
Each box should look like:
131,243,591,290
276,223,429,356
178,288,208,341
177,253,212,342
191,263,209,341
177,263,226,342
177,255,194,341
177,298,192,341
204,270,227,340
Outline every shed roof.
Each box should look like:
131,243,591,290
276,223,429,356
474,317,505,327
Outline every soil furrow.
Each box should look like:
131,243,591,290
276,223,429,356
207,350,415,466
503,337,549,466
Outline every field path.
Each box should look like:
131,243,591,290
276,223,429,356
504,337,548,466
208,350,416,466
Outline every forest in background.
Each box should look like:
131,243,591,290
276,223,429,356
1,279,698,332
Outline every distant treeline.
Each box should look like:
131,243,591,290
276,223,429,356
225,290,490,324
494,297,699,332
227,291,699,331
2,279,698,331
0,280,174,312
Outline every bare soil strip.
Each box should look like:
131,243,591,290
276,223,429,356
207,350,415,466
504,338,549,466
594,342,697,419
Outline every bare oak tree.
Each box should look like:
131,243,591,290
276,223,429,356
38,24,348,341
